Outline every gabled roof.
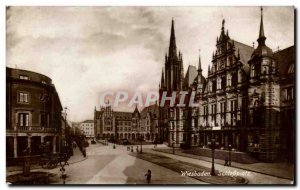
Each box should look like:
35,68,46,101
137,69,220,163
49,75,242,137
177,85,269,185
274,46,295,78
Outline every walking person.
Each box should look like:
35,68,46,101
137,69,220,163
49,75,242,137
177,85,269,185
136,146,139,153
82,146,86,157
145,169,152,184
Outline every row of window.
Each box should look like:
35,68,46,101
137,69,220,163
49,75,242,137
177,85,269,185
116,121,131,126
117,126,131,132
208,74,238,92
202,100,237,115
17,112,49,127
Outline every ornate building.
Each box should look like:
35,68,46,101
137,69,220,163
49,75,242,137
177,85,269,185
159,8,295,162
94,103,159,142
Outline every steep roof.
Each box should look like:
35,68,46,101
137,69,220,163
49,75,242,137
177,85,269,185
274,46,295,78
230,40,254,75
231,40,254,64
184,65,198,88
82,120,93,123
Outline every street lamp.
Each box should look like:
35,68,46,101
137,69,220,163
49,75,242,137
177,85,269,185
210,138,216,176
228,144,232,166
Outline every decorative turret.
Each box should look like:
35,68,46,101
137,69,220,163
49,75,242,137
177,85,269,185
251,7,273,59
249,7,277,81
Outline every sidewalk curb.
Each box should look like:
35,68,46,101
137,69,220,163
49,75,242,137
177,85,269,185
152,149,293,181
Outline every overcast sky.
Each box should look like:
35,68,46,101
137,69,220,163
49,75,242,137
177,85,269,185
6,6,294,122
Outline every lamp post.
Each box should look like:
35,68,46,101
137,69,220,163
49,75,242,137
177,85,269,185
210,138,216,176
228,144,232,166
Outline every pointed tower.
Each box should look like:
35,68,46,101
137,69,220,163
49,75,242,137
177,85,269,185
247,7,280,162
161,67,165,89
164,19,182,91
195,51,205,95
249,7,276,82
197,52,202,74
169,19,177,59
257,7,266,46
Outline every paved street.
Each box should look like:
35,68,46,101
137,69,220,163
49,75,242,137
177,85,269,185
45,143,292,184
7,142,293,185
52,143,204,184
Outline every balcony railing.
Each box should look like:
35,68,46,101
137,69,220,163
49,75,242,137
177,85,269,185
7,125,57,133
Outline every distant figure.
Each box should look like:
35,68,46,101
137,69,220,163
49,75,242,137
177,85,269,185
131,146,133,152
224,159,229,166
145,169,152,183
136,146,139,153
82,146,86,157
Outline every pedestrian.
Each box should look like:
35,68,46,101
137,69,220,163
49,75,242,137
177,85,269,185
82,146,86,157
145,169,152,184
136,146,139,153
224,159,228,166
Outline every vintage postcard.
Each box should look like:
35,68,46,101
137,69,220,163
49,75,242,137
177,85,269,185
6,6,295,185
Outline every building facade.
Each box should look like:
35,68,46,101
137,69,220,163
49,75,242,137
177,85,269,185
94,103,159,142
79,120,95,139
6,67,63,158
159,8,295,162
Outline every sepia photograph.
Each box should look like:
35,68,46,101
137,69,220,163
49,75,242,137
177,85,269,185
5,6,295,185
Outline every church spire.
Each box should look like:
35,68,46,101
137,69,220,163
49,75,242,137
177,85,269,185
198,50,202,73
169,19,177,58
257,7,266,46
161,67,165,88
